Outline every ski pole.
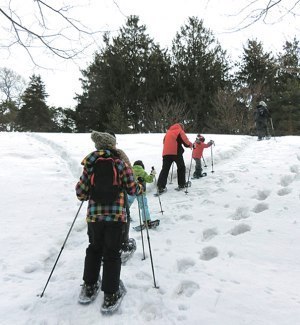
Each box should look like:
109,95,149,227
39,201,84,298
137,194,146,260
210,143,215,173
185,152,193,194
153,171,164,215
140,195,159,289
169,162,174,184
123,191,132,245
202,156,207,167
270,118,276,141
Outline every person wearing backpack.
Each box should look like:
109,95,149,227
157,123,193,193
254,101,271,141
76,131,142,313
127,160,156,226
192,135,214,178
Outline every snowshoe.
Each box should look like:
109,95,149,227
121,238,136,264
191,172,207,179
133,224,145,231
147,219,160,229
154,187,167,197
78,278,101,304
175,180,192,191
101,280,126,315
133,219,160,231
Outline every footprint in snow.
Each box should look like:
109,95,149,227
229,223,251,236
213,187,226,193
277,187,292,196
254,189,271,201
252,202,269,213
229,178,239,184
230,206,250,220
290,165,299,174
199,246,218,260
177,257,196,272
178,304,189,311
23,262,41,273
178,214,193,221
280,174,294,187
201,199,215,205
202,228,218,241
174,280,200,297
239,166,249,172
135,271,152,281
140,303,164,322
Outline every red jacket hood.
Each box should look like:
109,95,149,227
168,123,182,132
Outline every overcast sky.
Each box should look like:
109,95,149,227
1,0,299,108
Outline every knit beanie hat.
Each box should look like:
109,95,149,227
133,160,145,169
91,131,116,150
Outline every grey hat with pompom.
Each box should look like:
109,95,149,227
91,131,116,150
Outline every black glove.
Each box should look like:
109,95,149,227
137,177,144,183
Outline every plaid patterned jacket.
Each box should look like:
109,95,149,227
76,150,138,222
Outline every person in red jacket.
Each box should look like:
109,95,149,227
157,123,193,193
192,134,214,178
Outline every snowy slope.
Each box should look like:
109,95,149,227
0,132,300,325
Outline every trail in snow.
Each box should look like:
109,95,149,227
1,133,300,325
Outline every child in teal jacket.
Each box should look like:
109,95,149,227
127,160,155,224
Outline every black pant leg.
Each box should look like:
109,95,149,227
122,220,130,244
102,222,123,294
175,155,186,186
83,222,104,284
157,155,174,189
194,158,202,176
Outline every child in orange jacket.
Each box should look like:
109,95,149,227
192,134,214,178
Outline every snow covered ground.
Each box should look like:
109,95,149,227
0,132,300,325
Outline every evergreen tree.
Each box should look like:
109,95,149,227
171,17,229,131
50,107,77,132
271,38,300,135
16,74,53,131
236,39,277,106
74,16,172,133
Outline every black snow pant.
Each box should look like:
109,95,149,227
83,221,123,294
256,119,269,139
157,154,186,189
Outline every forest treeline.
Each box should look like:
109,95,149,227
1,16,299,135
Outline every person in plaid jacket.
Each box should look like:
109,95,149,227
76,131,141,310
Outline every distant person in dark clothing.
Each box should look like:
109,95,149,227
157,123,193,192
254,101,271,141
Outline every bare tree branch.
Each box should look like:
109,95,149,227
224,0,300,31
0,0,116,65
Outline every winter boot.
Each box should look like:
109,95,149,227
175,185,185,191
78,278,101,304
157,187,167,194
101,280,126,314
121,238,136,264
